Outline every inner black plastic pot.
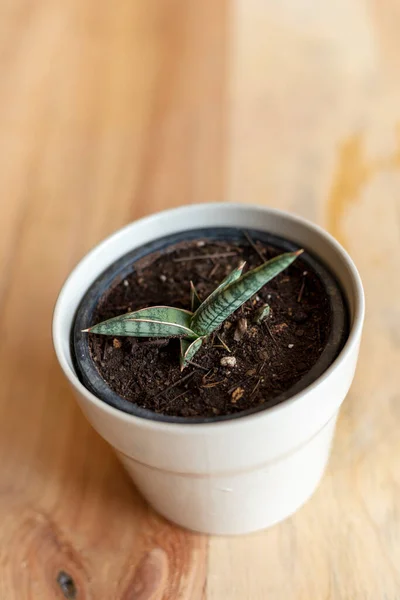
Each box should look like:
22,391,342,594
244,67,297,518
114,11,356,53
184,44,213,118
72,227,349,424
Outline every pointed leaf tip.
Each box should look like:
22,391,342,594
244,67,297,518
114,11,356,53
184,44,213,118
81,328,90,333
191,250,302,336
294,249,304,256
191,260,247,331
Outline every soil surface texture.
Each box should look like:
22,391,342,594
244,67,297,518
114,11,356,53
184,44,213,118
89,237,332,418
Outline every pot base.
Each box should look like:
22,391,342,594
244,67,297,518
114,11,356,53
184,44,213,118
117,413,337,535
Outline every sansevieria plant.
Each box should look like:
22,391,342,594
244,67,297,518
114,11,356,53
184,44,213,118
83,249,303,369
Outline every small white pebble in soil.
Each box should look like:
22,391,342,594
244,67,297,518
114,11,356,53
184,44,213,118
220,356,237,368
303,271,308,276
160,274,167,282
196,240,206,247
123,279,129,287
267,294,272,299
288,344,294,349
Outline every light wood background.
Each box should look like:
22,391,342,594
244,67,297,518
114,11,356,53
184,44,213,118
1,1,400,598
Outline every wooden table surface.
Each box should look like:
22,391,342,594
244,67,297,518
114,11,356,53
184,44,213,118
1,1,400,598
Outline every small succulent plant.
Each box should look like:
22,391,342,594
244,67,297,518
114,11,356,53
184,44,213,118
83,248,303,369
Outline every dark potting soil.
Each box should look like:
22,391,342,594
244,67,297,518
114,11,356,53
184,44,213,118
89,238,332,418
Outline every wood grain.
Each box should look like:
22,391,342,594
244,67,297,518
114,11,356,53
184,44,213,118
1,0,400,598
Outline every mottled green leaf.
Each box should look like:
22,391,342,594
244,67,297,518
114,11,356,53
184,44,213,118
190,281,202,312
190,261,246,328
83,306,197,338
180,336,205,370
204,261,246,302
191,250,303,335
254,303,271,324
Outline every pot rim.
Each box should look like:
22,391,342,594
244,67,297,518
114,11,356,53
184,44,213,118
53,203,365,432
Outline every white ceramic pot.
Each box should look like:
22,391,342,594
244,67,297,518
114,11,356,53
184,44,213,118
53,203,364,535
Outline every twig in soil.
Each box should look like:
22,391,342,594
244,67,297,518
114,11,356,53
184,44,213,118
121,376,134,392
208,263,219,279
202,379,226,389
243,230,266,264
264,321,278,347
173,252,238,263
257,360,267,374
304,343,316,352
170,390,188,403
153,371,195,399
250,377,262,398
297,277,306,303
202,369,214,384
186,360,209,371
216,334,231,353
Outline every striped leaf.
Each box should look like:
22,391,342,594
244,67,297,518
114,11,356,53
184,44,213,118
190,281,202,312
204,261,246,302
180,336,205,370
191,250,303,335
190,261,246,329
83,306,197,338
